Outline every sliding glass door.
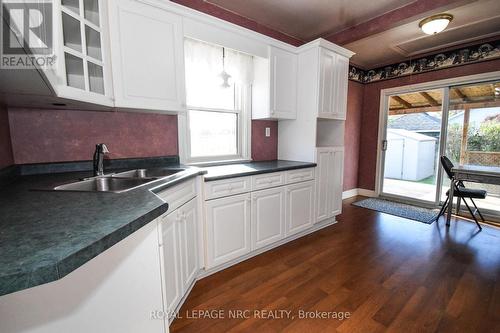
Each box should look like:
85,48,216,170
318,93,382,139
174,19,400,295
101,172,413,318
381,89,445,205
379,78,500,220
442,80,500,212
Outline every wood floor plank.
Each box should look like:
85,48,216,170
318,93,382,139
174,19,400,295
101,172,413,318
170,196,500,333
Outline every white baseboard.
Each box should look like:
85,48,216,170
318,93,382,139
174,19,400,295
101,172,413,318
342,188,377,199
342,188,359,199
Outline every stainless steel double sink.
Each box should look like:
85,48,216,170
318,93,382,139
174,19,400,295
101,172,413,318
52,168,186,193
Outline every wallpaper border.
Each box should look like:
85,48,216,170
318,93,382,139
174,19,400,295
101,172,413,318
348,39,500,84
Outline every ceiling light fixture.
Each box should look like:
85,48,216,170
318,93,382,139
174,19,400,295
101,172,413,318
419,14,453,35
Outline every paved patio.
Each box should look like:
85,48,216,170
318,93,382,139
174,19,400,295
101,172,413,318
383,178,500,214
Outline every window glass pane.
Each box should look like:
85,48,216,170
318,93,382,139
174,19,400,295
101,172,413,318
65,53,85,90
383,89,443,203
85,25,102,60
84,0,100,26
184,38,253,111
62,0,80,15
442,81,500,213
62,12,82,52
88,62,104,94
189,110,237,157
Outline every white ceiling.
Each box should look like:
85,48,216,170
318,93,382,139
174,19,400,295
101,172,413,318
206,0,415,41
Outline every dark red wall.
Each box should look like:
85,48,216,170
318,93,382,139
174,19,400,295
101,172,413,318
5,108,278,165
344,81,364,191
0,105,14,168
357,58,500,190
171,0,303,46
8,108,179,164
251,120,278,161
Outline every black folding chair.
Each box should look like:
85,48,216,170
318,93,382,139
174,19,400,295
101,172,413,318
437,156,486,230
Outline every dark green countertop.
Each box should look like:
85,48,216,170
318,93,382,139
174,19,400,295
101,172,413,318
0,159,314,296
203,160,317,181
0,167,204,296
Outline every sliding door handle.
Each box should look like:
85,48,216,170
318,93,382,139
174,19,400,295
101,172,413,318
382,140,388,151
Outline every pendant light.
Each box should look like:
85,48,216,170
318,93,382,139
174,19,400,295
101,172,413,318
419,14,453,35
219,47,231,88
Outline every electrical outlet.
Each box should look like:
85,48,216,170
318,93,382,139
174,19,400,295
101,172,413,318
265,127,271,137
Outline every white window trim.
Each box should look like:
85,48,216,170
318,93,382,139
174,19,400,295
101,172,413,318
178,84,252,165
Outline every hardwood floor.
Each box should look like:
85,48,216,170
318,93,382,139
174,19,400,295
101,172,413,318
170,196,500,333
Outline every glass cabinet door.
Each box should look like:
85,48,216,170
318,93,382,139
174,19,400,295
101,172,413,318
60,0,105,94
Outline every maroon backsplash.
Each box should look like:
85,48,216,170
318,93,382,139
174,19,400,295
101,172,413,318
251,120,278,161
8,108,179,164
3,108,278,165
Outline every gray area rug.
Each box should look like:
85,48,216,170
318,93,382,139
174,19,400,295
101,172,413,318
352,198,439,224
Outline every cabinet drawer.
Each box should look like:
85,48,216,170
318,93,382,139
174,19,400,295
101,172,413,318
205,177,251,200
155,178,197,212
251,172,285,191
286,168,315,184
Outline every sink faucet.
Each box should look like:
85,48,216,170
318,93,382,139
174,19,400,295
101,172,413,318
93,143,110,176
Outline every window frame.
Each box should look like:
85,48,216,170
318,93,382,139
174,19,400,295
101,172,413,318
179,82,252,165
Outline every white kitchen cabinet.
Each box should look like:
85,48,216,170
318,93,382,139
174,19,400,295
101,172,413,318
318,49,349,120
0,220,166,333
205,193,251,268
157,180,200,321
333,55,349,120
56,0,114,104
251,187,286,250
159,197,200,320
278,41,353,163
285,181,315,236
252,46,297,120
315,146,344,222
107,0,186,112
318,49,335,118
160,210,182,317
178,198,199,292
315,149,331,221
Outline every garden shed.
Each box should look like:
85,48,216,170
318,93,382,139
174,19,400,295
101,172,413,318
384,129,437,181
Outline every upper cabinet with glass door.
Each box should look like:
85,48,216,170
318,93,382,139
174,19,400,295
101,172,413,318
53,0,113,105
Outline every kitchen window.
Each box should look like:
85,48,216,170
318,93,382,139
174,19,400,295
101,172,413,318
180,38,253,164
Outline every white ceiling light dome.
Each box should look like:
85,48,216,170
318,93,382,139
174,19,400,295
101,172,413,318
419,14,453,35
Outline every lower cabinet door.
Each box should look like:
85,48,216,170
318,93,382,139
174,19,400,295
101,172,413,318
251,187,286,250
286,181,315,236
205,193,251,268
329,148,344,217
178,198,199,293
160,211,182,316
315,148,331,222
